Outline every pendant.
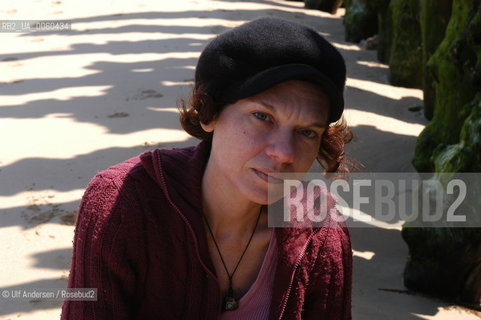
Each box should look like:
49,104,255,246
223,296,239,311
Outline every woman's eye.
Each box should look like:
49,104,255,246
298,129,317,139
253,112,271,122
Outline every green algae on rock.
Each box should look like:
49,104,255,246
413,0,480,172
368,0,392,63
406,1,481,307
433,97,481,173
388,0,423,88
420,0,453,120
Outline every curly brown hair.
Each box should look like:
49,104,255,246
179,83,353,173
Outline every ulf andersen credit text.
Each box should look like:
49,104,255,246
1,288,97,301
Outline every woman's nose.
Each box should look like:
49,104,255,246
265,130,295,165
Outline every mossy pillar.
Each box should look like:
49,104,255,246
343,0,378,43
403,98,481,307
368,0,392,63
405,0,481,307
388,0,423,88
420,0,453,120
413,0,478,172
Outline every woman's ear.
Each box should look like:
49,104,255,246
200,120,216,133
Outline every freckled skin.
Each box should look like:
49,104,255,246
201,80,330,205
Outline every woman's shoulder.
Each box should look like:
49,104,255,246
78,144,201,222
78,154,152,223
85,147,170,200
91,154,145,187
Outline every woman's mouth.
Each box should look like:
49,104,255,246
252,168,284,184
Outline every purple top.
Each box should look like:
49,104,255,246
220,229,277,320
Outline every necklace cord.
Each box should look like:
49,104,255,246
202,206,263,297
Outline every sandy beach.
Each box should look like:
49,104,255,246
0,0,480,319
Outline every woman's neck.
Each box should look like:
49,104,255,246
201,160,265,241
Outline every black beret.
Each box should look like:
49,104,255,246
195,17,346,123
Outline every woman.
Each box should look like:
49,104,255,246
61,17,353,319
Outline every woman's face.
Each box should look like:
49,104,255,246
201,80,330,204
